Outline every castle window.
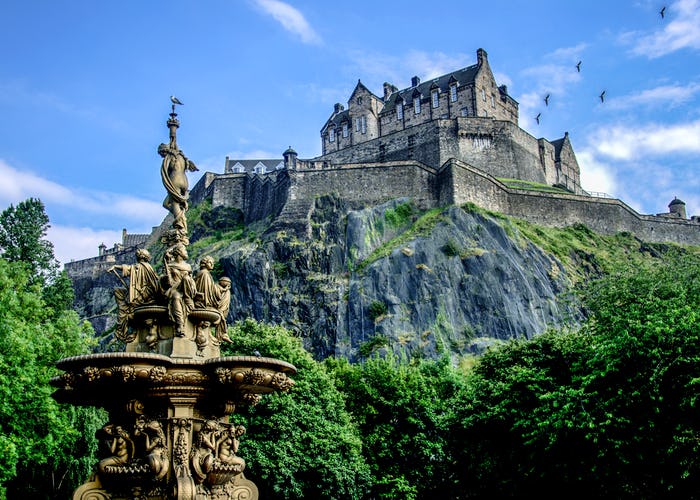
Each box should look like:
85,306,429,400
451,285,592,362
397,102,404,120
355,117,361,132
491,95,495,108
481,88,486,101
450,84,458,102
254,162,266,174
232,162,245,173
414,97,421,114
360,115,367,134
357,97,363,105
431,90,439,108
329,128,335,142
460,107,469,117
342,122,348,138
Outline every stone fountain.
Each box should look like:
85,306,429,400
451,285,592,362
52,100,296,499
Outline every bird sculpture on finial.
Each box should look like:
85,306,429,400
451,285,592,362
170,95,183,114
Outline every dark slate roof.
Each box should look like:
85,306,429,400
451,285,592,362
381,64,480,114
224,159,285,174
123,233,149,247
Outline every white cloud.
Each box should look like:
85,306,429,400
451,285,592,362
346,50,472,90
253,0,321,45
49,225,123,266
629,0,700,57
606,82,700,109
590,120,700,160
0,159,162,220
576,150,618,196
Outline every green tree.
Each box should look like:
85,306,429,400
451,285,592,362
326,355,463,499
0,198,57,283
450,254,700,498
222,319,370,499
0,259,103,498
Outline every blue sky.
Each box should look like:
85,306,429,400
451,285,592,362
1,0,699,265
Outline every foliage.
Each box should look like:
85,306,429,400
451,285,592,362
221,319,370,499
326,355,464,499
354,207,447,273
384,201,415,228
450,255,700,497
0,259,103,498
0,198,58,284
368,300,388,321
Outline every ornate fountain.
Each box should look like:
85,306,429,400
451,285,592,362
52,100,296,499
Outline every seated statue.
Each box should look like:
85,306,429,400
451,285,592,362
108,248,159,342
163,243,196,337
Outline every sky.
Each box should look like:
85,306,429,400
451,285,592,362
1,0,699,266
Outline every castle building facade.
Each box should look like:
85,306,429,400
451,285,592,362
319,48,583,195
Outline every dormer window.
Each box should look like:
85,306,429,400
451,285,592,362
342,122,348,138
450,84,458,102
431,90,439,108
329,128,336,142
232,162,245,173
397,102,404,120
254,162,266,175
414,97,421,114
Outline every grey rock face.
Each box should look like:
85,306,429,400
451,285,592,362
218,196,579,361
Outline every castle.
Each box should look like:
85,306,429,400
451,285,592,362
66,48,700,280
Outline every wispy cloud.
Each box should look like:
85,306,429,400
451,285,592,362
576,149,618,196
253,0,321,45
48,225,123,265
516,44,586,129
345,49,472,91
627,0,700,58
0,159,162,221
605,82,700,109
589,120,700,160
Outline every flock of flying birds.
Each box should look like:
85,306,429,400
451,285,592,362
534,5,667,126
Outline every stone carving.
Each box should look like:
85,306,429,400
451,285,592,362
108,249,159,342
163,243,197,338
134,416,169,481
158,141,198,243
55,102,297,500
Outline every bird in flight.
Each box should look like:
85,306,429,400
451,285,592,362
544,94,550,106
535,113,541,124
576,61,582,72
170,95,184,106
660,6,666,18
599,90,606,103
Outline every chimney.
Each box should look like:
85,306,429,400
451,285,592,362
477,48,488,66
411,76,420,87
383,82,397,100
122,228,127,244
334,103,344,114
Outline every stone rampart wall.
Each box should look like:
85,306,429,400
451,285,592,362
290,162,439,210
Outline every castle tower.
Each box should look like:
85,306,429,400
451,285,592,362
669,197,687,219
283,146,298,170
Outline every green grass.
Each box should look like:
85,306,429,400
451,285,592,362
497,178,573,194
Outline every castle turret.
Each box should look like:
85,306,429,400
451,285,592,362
283,146,298,170
669,197,687,219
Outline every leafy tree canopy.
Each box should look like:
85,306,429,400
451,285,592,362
222,319,371,499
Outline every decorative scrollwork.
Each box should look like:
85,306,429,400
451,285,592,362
149,365,167,382
270,372,295,392
243,369,266,386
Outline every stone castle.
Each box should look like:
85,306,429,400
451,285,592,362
66,47,699,280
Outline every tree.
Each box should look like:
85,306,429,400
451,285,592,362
222,319,370,499
0,258,103,498
0,198,57,284
326,355,464,499
449,254,700,498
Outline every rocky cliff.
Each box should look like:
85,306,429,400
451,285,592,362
73,196,591,360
